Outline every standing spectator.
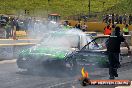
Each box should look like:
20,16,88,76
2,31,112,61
105,14,109,23
108,14,112,24
4,20,12,39
12,17,18,40
76,22,81,29
81,23,87,32
123,24,129,35
24,18,28,32
63,21,67,26
13,18,19,30
68,23,72,28
16,18,19,31
115,14,119,24
112,13,115,24
10,17,15,37
74,24,78,29
104,24,112,35
119,15,123,24
65,23,72,29
63,20,69,26
123,14,127,24
112,23,116,30
84,16,88,22
129,14,132,25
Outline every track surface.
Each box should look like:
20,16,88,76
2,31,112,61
0,57,132,88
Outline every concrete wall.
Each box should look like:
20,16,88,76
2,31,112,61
0,39,38,44
0,44,34,60
0,39,38,60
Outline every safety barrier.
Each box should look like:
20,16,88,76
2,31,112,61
0,44,35,60
68,20,132,32
0,39,38,44
0,39,38,60
0,30,27,39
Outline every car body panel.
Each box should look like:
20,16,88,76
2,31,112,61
20,46,73,60
17,31,110,70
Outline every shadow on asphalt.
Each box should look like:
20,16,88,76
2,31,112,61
16,69,80,78
16,67,107,80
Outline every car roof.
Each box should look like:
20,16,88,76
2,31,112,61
48,30,89,36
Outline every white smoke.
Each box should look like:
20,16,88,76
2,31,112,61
26,19,92,50
27,19,61,39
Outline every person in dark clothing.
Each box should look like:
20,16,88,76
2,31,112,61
76,22,81,29
106,26,131,79
74,24,78,28
105,14,109,23
115,14,119,24
129,14,132,25
119,15,123,24
108,14,112,24
112,13,115,24
4,20,12,39
123,14,127,24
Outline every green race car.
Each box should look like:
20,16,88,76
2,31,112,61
17,31,109,73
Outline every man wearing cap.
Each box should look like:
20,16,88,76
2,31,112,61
106,26,131,79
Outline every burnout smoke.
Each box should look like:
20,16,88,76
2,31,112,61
18,18,101,76
27,19,60,39
26,18,93,49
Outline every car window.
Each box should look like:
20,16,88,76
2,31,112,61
83,37,109,50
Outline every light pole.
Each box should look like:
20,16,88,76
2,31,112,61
4,0,6,13
88,0,91,17
47,0,50,14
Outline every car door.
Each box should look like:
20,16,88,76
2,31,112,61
75,36,109,68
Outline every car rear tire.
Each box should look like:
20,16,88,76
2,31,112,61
65,59,78,76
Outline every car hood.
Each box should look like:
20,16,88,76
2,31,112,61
20,46,74,59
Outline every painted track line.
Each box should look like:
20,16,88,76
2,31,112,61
0,59,16,64
48,80,78,88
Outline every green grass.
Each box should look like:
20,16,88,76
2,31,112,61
105,0,132,14
0,0,131,18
